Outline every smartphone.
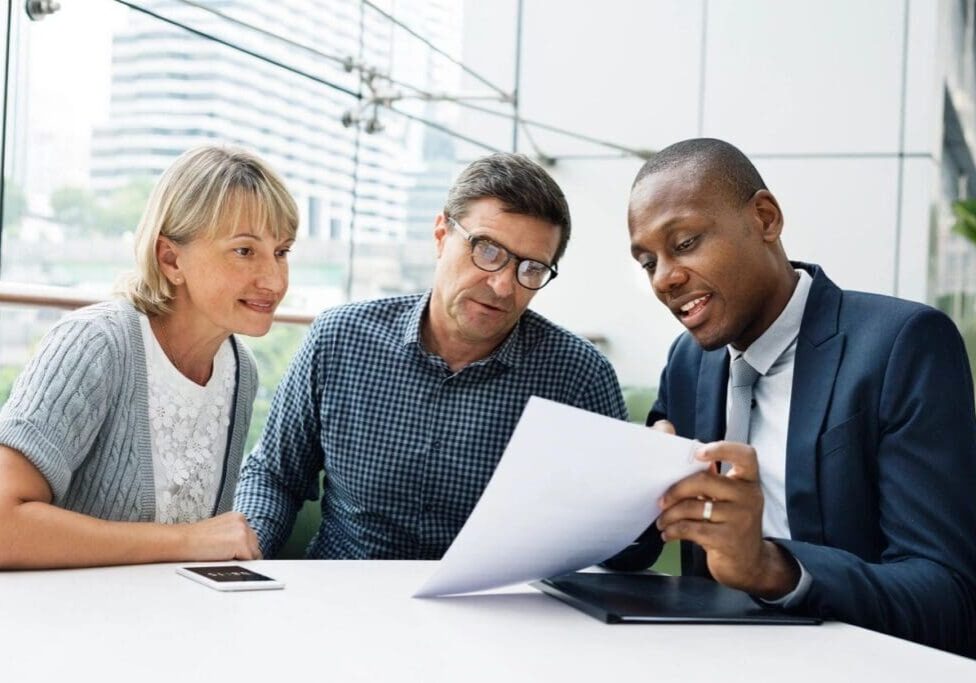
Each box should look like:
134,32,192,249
176,565,285,592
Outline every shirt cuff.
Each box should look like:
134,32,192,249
759,556,811,608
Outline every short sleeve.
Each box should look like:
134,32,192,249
0,317,120,501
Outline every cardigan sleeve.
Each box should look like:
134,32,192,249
0,316,120,502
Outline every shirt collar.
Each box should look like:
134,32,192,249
401,289,524,369
401,290,431,347
729,268,813,375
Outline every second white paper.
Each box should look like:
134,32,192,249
414,396,704,598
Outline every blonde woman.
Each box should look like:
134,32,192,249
0,146,298,568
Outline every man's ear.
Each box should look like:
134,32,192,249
156,236,183,284
433,214,450,258
752,190,784,243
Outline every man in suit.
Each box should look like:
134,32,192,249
615,137,976,656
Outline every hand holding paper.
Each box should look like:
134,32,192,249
415,397,706,597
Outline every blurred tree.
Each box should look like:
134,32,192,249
243,323,308,452
99,178,154,235
50,186,100,230
2,178,27,231
0,366,19,405
953,198,976,245
950,199,976,379
49,179,154,236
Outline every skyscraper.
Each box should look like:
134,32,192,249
92,0,461,251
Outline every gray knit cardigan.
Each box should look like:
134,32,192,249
0,300,258,521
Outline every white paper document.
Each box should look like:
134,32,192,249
414,396,705,598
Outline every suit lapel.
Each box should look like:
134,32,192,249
696,348,729,443
786,263,845,544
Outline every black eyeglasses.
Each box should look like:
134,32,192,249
448,217,558,290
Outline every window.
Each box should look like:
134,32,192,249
0,0,474,447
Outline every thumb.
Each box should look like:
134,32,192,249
652,419,676,435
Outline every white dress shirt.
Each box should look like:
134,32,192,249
725,269,813,603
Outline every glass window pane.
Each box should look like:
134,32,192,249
0,0,475,444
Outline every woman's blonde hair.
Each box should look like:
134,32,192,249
121,145,299,315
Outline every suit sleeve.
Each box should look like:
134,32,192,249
234,318,327,558
776,309,976,657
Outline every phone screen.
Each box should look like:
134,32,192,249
183,565,274,583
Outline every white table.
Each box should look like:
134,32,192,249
2,561,973,682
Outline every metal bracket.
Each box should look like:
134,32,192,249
25,0,60,21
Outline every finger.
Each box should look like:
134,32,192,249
659,518,722,546
660,469,748,508
652,419,676,435
656,498,723,530
694,441,759,481
237,541,260,561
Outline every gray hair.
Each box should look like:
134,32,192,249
443,153,571,263
121,145,299,316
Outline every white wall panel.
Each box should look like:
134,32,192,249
902,0,943,155
702,0,906,154
458,0,950,386
897,156,940,303
757,157,899,295
531,158,684,387
517,0,704,155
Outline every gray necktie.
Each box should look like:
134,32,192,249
726,355,761,444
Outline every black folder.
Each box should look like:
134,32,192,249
533,572,822,625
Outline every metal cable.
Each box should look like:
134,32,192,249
361,0,509,99
113,0,361,98
173,0,349,66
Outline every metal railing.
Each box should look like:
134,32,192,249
0,281,613,350
0,281,317,325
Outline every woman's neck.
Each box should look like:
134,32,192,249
148,307,229,386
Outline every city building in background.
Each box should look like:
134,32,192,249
2,0,976,423
0,0,464,376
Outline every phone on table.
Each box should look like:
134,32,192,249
176,565,284,591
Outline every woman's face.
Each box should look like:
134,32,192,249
164,208,293,338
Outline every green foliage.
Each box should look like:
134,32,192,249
2,178,27,230
49,178,154,236
0,365,20,406
622,385,657,423
243,323,308,452
938,199,976,380
100,178,154,235
952,198,976,246
935,293,976,380
651,540,682,575
50,186,100,230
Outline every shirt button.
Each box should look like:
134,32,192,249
422,504,434,513
431,440,441,451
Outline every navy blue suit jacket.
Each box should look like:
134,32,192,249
614,263,976,656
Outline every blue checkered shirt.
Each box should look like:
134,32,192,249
234,291,627,559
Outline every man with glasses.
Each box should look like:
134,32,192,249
235,153,627,560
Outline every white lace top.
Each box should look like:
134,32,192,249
139,315,236,524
